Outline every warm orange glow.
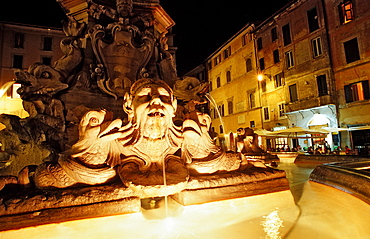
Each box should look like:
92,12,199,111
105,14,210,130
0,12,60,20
2,185,370,239
0,191,299,239
257,74,264,81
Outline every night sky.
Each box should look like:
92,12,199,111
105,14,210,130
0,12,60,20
0,0,291,75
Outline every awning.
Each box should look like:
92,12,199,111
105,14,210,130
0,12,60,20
265,126,329,138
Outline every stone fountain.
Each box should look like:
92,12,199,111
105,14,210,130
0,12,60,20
0,0,289,231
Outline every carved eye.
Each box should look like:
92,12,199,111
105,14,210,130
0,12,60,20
89,117,100,126
41,71,51,79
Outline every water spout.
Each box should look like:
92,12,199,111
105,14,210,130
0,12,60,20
0,82,15,98
205,93,226,133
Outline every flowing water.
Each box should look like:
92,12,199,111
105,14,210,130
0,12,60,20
162,155,168,218
0,81,15,98
205,93,226,133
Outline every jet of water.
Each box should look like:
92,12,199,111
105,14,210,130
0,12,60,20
205,93,226,134
0,81,15,98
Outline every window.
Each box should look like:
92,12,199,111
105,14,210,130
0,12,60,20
339,0,354,24
216,77,221,88
271,27,278,42
250,121,255,128
226,70,231,83
207,61,212,70
246,58,253,72
42,57,52,65
285,51,294,68
273,49,280,63
312,37,323,58
211,108,218,119
12,55,23,69
249,92,256,109
43,37,52,51
344,80,370,103
228,101,233,115
274,73,284,88
259,58,265,70
317,75,328,96
14,33,24,48
307,7,320,32
218,104,225,117
242,34,247,46
242,33,252,46
219,125,224,134
209,81,212,91
289,84,298,102
344,38,360,64
214,55,222,66
257,37,263,50
263,107,270,121
278,103,286,118
224,46,231,59
282,24,292,46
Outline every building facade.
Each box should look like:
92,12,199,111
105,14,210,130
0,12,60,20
0,22,65,117
324,0,370,154
254,0,338,151
203,23,260,149
192,0,370,153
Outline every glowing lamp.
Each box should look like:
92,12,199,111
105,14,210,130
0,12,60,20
257,74,264,81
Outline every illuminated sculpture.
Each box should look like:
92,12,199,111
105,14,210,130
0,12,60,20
33,78,244,189
0,0,288,230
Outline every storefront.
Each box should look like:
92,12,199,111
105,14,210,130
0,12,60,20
284,105,338,150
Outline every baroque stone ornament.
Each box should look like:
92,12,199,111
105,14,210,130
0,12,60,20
88,23,155,99
0,0,289,230
33,78,243,189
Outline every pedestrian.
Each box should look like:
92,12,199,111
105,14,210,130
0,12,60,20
345,146,351,155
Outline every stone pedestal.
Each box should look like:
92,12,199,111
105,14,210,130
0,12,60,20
0,167,289,231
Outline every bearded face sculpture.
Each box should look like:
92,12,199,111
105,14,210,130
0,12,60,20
123,78,177,140
25,78,244,189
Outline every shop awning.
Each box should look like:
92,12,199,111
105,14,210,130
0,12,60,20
265,126,329,138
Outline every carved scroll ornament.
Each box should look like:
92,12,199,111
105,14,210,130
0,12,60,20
89,23,155,99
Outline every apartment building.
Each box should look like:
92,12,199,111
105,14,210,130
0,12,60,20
254,0,338,150
201,23,260,148
0,22,64,117
191,0,370,152
323,0,370,154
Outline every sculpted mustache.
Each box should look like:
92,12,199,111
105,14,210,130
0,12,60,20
147,112,165,117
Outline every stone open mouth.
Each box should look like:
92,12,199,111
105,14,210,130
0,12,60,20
148,112,165,117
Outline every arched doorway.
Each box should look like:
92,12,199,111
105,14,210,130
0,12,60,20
307,114,332,151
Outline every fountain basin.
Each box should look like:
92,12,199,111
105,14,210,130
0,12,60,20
310,161,370,204
0,167,288,231
0,190,300,239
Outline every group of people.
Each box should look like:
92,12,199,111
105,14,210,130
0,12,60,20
271,145,302,153
270,143,353,155
306,145,352,155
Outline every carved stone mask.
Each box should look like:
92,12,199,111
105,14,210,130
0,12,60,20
123,79,177,139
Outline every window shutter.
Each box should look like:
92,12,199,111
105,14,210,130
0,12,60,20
338,4,344,24
362,80,370,100
344,84,353,103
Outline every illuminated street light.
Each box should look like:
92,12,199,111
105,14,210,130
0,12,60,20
257,74,264,81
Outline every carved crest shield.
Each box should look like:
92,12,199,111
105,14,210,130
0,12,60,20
89,23,154,99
